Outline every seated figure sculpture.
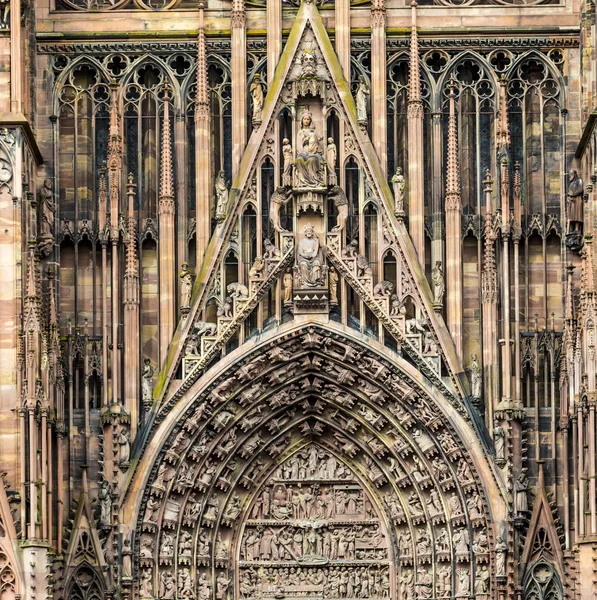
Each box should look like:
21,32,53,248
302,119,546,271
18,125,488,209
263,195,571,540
294,110,325,188
297,224,324,288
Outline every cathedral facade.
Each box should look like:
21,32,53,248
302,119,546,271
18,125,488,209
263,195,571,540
0,0,595,598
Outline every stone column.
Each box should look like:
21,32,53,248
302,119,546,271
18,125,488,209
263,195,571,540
370,0,386,172
335,0,351,78
123,175,140,437
445,78,463,360
231,0,247,176
407,2,425,263
195,1,211,268
158,89,176,365
267,0,282,83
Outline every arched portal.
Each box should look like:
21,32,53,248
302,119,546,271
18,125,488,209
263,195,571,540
123,322,507,600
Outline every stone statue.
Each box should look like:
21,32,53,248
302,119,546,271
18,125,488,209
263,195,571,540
179,262,193,308
142,358,154,405
250,73,264,125
98,479,112,525
355,76,370,123
283,268,293,304
122,536,133,579
249,256,264,278
160,571,176,600
475,565,490,594
456,569,470,597
326,138,337,185
215,170,229,223
282,138,294,186
495,536,507,576
269,186,293,233
469,353,482,398
432,261,445,305
216,572,231,600
373,280,394,297
227,282,249,300
514,472,529,514
117,427,131,466
567,169,583,233
391,167,405,215
217,296,233,318
328,185,348,232
295,110,325,188
297,224,323,287
140,568,153,597
263,238,281,260
356,255,372,278
494,425,505,460
38,178,55,255
0,0,9,30
329,266,339,305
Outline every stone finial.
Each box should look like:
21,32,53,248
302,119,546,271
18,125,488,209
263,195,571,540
445,75,461,211
159,87,174,214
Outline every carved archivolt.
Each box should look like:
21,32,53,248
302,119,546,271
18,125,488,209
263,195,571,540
128,325,502,600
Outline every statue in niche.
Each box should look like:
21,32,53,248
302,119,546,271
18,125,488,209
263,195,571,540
295,110,325,188
140,568,153,597
456,569,470,597
326,138,337,185
283,268,293,304
178,569,193,599
98,479,112,525
216,572,231,600
514,472,529,514
494,425,505,461
329,266,339,305
432,261,445,305
269,186,293,233
566,169,583,234
297,224,323,287
355,76,370,123
117,427,131,466
179,262,193,308
250,73,264,126
328,185,348,232
400,570,415,600
215,170,229,223
38,179,55,256
468,354,482,399
282,138,294,186
198,574,212,600
122,536,133,579
391,167,406,215
436,566,451,598
475,565,490,594
160,571,175,600
141,358,154,405
495,536,507,577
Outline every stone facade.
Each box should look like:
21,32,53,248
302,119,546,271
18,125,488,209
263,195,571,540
0,0,595,599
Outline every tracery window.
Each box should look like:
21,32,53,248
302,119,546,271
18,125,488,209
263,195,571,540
66,565,104,600
523,561,563,600
0,549,16,600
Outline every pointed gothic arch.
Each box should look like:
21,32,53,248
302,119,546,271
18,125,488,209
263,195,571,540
122,321,507,600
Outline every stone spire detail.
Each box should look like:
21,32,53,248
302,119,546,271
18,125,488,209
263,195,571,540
444,76,463,360
159,87,174,215
124,173,140,436
107,79,122,242
371,0,387,172
496,75,510,155
195,2,209,121
159,86,176,362
445,76,461,212
407,0,425,263
231,0,247,174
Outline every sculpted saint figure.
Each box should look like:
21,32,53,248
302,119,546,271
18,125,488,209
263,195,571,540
297,224,323,287
179,262,193,308
215,170,229,222
326,138,337,185
250,73,264,124
432,261,445,305
142,358,154,404
295,110,325,188
269,186,293,233
282,138,294,186
567,169,584,233
356,76,370,122
283,268,293,304
329,266,339,305
468,353,482,398
391,167,405,215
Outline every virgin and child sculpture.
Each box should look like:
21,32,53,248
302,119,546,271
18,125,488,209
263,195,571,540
294,110,325,188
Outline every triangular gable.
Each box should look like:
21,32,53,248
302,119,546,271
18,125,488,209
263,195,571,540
520,463,564,577
155,0,467,406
